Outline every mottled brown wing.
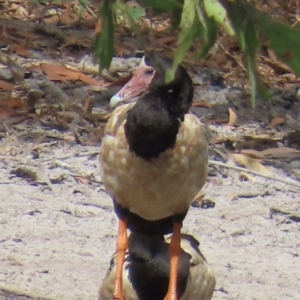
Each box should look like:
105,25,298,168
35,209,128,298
166,234,216,300
98,252,139,300
104,103,135,136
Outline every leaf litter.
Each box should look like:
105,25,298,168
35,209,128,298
0,1,300,299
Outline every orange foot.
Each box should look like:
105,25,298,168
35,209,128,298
112,218,128,300
163,222,182,300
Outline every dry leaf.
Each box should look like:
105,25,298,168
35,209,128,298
14,46,33,58
234,137,278,151
40,63,103,86
270,116,285,127
228,107,237,126
152,36,176,46
1,98,24,108
0,109,14,119
241,147,300,159
192,102,212,108
94,17,102,36
285,113,294,121
0,80,14,91
193,190,206,202
232,153,271,174
267,47,277,61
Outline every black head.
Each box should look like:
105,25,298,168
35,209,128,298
112,54,194,160
143,54,190,90
127,233,191,300
110,53,194,115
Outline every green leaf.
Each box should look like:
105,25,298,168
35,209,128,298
114,3,145,23
94,0,114,70
224,1,265,107
166,0,198,82
195,2,217,59
244,20,259,107
254,15,300,75
137,0,182,12
170,8,183,29
129,6,145,20
114,0,146,49
166,22,199,82
203,0,234,36
242,15,272,103
224,1,246,49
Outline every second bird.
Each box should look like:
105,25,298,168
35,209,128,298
99,233,216,300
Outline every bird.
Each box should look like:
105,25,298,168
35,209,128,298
99,53,209,300
99,233,216,300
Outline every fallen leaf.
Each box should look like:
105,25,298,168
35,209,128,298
82,97,93,113
241,147,300,159
285,113,294,121
152,36,176,46
74,176,90,184
234,136,278,151
228,107,237,126
206,118,229,125
26,65,44,73
0,80,14,91
106,73,133,88
14,46,34,58
232,153,271,174
94,17,102,36
0,109,14,119
40,63,103,86
1,98,24,108
192,102,212,108
267,47,277,61
193,190,206,202
270,116,285,127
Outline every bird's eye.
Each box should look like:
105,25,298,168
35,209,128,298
145,68,154,75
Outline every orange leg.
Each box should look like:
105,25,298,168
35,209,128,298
112,218,128,300
164,222,182,300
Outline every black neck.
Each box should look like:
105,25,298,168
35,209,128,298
124,79,193,160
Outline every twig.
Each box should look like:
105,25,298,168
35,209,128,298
41,150,98,163
209,160,300,189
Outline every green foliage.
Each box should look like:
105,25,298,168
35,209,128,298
94,0,114,70
137,0,182,12
224,1,262,106
29,0,90,4
94,0,300,107
29,0,91,11
114,0,147,48
166,0,199,82
254,13,300,75
114,3,145,25
195,1,217,59
203,0,234,36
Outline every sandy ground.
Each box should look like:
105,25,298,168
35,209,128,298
0,143,300,300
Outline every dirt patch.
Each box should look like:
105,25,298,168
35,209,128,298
0,142,299,300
